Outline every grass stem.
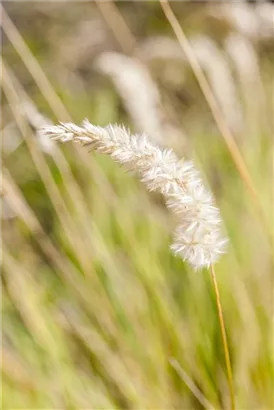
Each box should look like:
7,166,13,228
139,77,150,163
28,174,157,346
210,265,235,410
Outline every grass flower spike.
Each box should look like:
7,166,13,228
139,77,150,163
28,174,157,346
41,120,227,269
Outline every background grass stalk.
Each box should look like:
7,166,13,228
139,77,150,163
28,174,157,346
159,0,269,239
210,264,235,410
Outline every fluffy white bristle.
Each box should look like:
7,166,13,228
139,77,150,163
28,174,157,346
40,120,227,269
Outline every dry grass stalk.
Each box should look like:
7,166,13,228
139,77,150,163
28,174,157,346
1,5,70,121
140,34,243,135
95,0,137,54
169,358,215,410
158,0,267,234
158,3,237,407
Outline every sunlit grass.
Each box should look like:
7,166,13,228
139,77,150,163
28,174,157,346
1,2,273,409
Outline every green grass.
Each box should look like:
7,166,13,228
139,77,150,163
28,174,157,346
1,2,273,409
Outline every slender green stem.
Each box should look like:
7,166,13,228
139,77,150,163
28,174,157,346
210,265,235,410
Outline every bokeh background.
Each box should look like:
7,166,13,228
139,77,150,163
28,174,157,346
1,1,273,409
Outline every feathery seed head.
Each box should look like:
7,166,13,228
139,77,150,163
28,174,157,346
41,120,227,269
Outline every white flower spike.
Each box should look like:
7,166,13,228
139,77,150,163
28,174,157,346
40,120,227,269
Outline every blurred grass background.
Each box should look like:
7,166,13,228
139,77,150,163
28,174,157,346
1,1,273,409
